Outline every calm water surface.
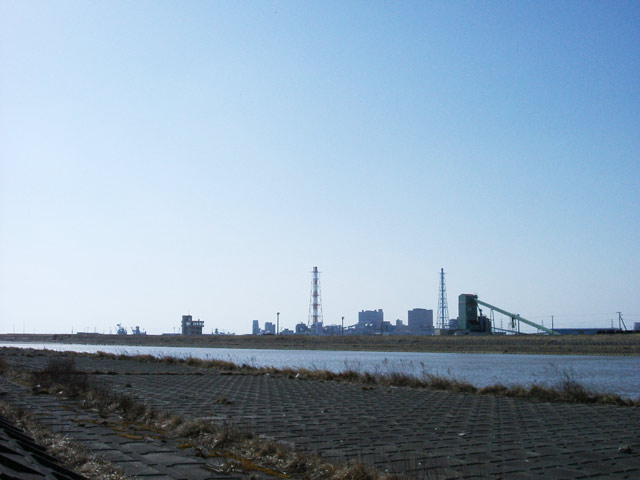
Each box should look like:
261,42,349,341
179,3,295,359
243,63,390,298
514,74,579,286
2,342,638,398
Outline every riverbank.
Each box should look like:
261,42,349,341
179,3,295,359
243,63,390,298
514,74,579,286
1,332,639,355
1,347,639,479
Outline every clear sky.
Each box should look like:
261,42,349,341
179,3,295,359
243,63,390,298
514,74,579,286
1,1,639,335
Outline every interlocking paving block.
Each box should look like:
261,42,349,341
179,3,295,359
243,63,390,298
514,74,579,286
166,463,216,480
3,349,640,479
0,414,87,480
141,453,204,466
106,459,166,476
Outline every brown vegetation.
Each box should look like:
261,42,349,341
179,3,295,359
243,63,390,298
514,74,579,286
2,331,640,355
19,357,404,480
0,400,128,480
105,351,639,407
30,357,90,397
2,348,636,480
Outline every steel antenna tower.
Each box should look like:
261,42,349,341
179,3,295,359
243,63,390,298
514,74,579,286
308,266,323,331
437,268,449,330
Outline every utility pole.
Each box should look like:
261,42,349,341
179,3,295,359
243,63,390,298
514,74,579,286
551,315,554,333
341,316,344,335
617,312,627,331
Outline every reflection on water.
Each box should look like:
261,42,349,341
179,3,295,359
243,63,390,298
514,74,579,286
2,342,638,398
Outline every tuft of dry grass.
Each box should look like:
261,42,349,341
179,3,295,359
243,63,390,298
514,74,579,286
127,353,639,407
15,348,640,407
0,400,129,480
215,396,235,405
20,355,403,480
30,357,90,398
475,371,636,406
337,463,378,480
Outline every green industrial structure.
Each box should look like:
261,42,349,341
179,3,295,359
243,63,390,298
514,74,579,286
457,294,560,335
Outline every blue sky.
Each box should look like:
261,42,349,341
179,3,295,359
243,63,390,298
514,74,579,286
1,1,638,335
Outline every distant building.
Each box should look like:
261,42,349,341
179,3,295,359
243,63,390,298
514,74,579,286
312,321,324,335
264,322,276,335
408,308,434,334
357,309,384,334
322,324,342,335
393,319,409,335
295,322,309,334
181,315,204,335
252,320,260,335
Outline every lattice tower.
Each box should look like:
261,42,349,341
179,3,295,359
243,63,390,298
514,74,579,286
437,268,449,329
308,266,323,328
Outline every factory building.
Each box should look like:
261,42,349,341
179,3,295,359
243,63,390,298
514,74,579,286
355,309,385,334
181,315,204,335
408,308,434,334
358,309,383,327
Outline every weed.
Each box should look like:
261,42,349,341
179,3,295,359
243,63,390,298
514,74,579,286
30,358,90,398
339,463,378,480
117,352,638,407
0,399,129,480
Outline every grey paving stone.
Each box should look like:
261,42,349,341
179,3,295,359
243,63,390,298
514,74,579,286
3,349,640,479
141,453,204,466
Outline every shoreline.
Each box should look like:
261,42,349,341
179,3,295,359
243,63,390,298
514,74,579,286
2,347,639,479
1,332,639,356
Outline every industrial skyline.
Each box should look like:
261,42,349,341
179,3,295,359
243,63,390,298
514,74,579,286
1,2,638,335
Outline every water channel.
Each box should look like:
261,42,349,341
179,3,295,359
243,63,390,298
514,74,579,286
2,342,638,398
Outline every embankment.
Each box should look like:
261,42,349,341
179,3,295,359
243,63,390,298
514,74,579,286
1,332,639,355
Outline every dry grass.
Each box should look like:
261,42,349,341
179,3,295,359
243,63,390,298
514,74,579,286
9,347,639,407
21,356,404,480
30,357,90,397
6,331,640,356
6,348,634,480
79,349,640,407
113,352,639,407
0,400,129,480
477,372,637,406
